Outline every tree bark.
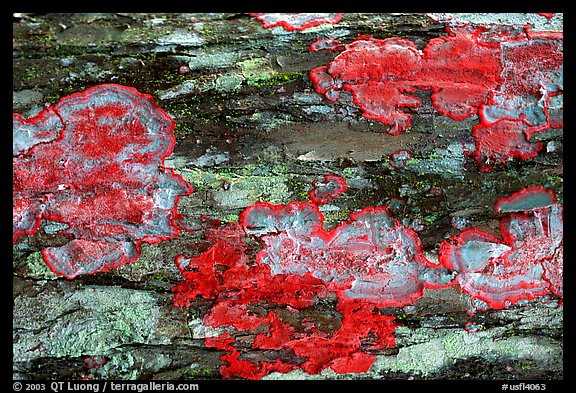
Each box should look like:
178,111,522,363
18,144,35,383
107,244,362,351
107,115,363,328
13,13,563,381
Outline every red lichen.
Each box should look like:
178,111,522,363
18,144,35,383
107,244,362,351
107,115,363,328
309,37,342,52
13,107,62,155
172,223,328,309
250,13,344,32
308,174,348,204
285,299,396,375
13,84,192,278
43,240,139,279
172,222,397,379
240,202,454,307
438,187,563,309
538,13,555,19
310,31,502,135
389,150,412,169
472,120,544,171
494,186,557,213
173,179,561,378
84,356,107,370
171,178,457,378
475,35,563,171
310,27,563,171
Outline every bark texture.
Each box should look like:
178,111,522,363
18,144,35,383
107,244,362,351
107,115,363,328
13,13,563,381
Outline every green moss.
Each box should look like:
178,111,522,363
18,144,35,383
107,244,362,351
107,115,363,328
16,66,42,82
502,328,532,337
287,178,311,201
341,167,357,177
144,272,171,283
545,175,563,186
173,121,192,137
269,163,288,175
180,167,291,208
180,367,219,379
17,252,59,280
238,57,276,87
422,212,444,224
405,157,421,165
45,287,168,358
249,70,306,89
516,360,534,370
323,207,353,226
158,69,190,85
221,213,240,223
162,93,245,127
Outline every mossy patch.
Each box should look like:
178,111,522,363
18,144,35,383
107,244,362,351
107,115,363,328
238,57,277,87
15,251,59,280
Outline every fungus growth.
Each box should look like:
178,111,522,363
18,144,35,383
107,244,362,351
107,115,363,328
240,202,454,306
438,186,563,309
173,177,562,378
310,27,563,171
173,178,457,378
310,30,502,135
250,13,344,32
13,84,192,278
172,222,398,379
389,150,413,169
309,37,343,52
308,174,348,205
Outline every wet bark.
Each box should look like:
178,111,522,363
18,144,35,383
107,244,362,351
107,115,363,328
13,13,563,381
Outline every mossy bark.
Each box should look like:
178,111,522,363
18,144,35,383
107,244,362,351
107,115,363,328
13,13,563,380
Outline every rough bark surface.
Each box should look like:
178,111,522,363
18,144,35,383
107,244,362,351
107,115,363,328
13,13,563,381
